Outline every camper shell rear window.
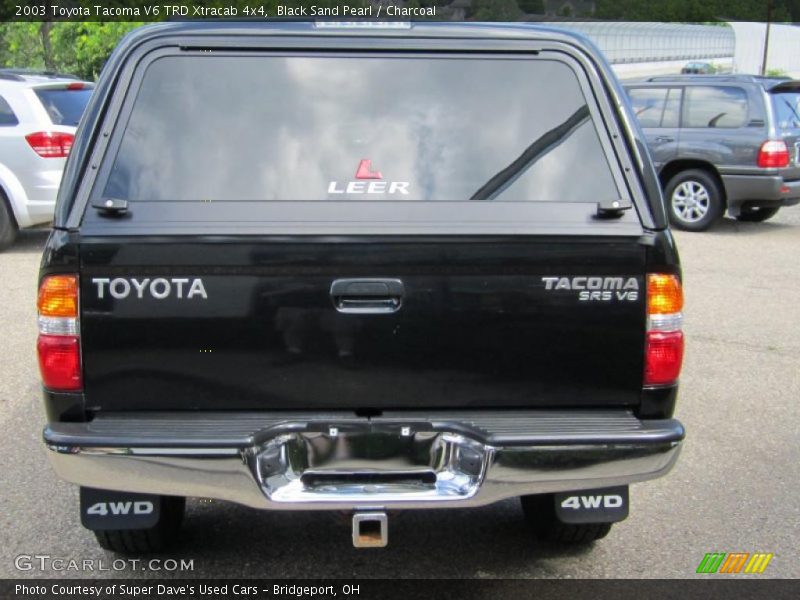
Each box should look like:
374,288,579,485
82,49,642,236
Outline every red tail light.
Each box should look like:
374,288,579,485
757,140,790,168
37,275,82,391
644,331,684,386
37,335,82,391
25,131,74,158
644,274,684,386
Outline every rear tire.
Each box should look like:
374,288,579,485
93,496,185,554
665,169,723,232
0,192,18,251
520,494,612,544
735,206,780,222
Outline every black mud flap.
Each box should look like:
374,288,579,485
80,487,161,531
554,486,629,524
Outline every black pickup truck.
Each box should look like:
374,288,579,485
38,21,685,553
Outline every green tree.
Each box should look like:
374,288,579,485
61,22,144,79
517,0,545,14
0,22,143,79
469,0,523,20
0,23,43,71
594,0,792,21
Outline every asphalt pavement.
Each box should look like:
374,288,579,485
1,211,798,579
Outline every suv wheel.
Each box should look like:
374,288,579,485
92,496,186,554
665,170,723,231
0,192,18,251
520,494,612,544
736,206,780,223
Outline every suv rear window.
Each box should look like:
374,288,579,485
771,92,800,130
0,95,18,126
101,55,621,204
683,86,748,129
627,87,680,128
34,88,92,126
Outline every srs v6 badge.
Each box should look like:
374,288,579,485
541,276,640,302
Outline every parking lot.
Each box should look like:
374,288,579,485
1,212,798,579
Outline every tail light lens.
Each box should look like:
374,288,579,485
37,275,81,391
645,331,684,386
757,140,790,168
37,335,81,390
25,131,74,158
38,274,78,318
645,274,684,386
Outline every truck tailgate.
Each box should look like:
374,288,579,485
79,237,646,411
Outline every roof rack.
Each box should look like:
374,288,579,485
645,74,793,85
0,68,80,82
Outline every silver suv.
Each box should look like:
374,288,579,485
0,70,93,249
625,75,800,231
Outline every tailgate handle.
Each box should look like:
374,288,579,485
330,279,404,314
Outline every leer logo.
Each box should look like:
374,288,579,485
354,159,382,180
327,159,410,195
696,552,774,574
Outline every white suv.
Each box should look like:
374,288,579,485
0,70,93,249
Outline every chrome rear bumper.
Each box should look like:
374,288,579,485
45,410,684,510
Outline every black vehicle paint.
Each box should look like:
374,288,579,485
76,236,648,412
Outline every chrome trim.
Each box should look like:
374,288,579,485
46,417,683,510
647,312,683,332
37,316,78,336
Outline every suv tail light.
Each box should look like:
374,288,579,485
37,275,82,391
757,140,790,168
645,274,684,386
25,131,74,158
